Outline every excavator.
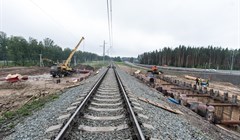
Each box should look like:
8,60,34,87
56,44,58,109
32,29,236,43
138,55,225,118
50,37,85,77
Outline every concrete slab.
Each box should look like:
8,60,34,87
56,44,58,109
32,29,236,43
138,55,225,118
138,113,149,119
95,94,120,98
76,97,84,101
45,124,62,133
93,98,121,102
78,124,128,132
143,123,154,130
57,114,71,120
134,106,143,111
91,101,122,106
71,101,81,106
66,106,77,111
88,106,122,111
84,114,125,120
129,98,138,101
132,101,140,106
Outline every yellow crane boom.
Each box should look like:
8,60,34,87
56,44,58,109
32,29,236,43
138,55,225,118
63,37,85,68
50,37,85,77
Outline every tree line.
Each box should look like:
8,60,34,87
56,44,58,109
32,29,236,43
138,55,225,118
138,45,240,70
0,31,115,66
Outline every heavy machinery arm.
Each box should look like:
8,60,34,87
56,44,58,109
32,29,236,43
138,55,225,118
63,37,85,68
50,37,84,77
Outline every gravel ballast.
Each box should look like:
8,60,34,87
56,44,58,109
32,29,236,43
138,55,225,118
68,68,133,139
3,68,106,140
3,66,240,140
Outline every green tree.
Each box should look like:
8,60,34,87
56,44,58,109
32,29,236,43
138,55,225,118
0,32,8,65
138,46,240,70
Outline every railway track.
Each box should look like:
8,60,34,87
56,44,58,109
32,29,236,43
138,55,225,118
53,65,146,140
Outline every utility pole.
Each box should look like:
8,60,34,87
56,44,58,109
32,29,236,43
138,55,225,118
230,50,235,73
186,55,190,67
106,48,110,58
208,48,212,69
100,40,106,63
74,55,77,66
103,40,106,63
39,54,44,67
6,46,8,66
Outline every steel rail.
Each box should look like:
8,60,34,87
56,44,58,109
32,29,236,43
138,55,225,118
54,67,109,140
114,67,146,140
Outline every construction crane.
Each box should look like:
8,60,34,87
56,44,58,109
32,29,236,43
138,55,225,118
50,37,85,77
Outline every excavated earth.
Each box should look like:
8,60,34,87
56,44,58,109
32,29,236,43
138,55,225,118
0,66,91,116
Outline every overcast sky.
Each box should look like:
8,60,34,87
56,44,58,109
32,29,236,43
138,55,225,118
1,0,239,57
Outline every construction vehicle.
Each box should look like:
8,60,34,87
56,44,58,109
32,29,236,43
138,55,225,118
42,58,54,67
145,65,159,86
50,37,84,77
147,65,161,74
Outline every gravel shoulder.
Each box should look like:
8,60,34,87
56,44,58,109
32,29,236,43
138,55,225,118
117,65,240,140
2,68,106,140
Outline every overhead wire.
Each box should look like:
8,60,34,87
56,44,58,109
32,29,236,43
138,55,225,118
106,0,112,48
0,0,3,31
110,0,113,48
29,0,79,40
238,0,240,49
106,0,113,56
82,39,85,52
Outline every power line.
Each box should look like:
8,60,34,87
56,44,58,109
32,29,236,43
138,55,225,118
106,0,112,47
110,0,113,48
106,0,113,49
82,39,85,52
0,0,3,31
238,0,240,49
29,0,79,40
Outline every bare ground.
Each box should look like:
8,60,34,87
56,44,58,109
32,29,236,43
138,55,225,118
119,65,240,99
118,64,240,138
0,66,91,116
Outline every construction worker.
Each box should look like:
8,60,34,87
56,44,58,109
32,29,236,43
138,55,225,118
196,77,199,85
199,78,202,86
151,65,158,72
206,79,209,87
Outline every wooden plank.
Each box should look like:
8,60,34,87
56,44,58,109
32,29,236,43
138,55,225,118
138,97,183,115
184,75,196,80
171,87,191,90
134,70,141,74
162,83,173,85
207,103,239,107
186,94,211,97
219,120,240,125
216,124,240,138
